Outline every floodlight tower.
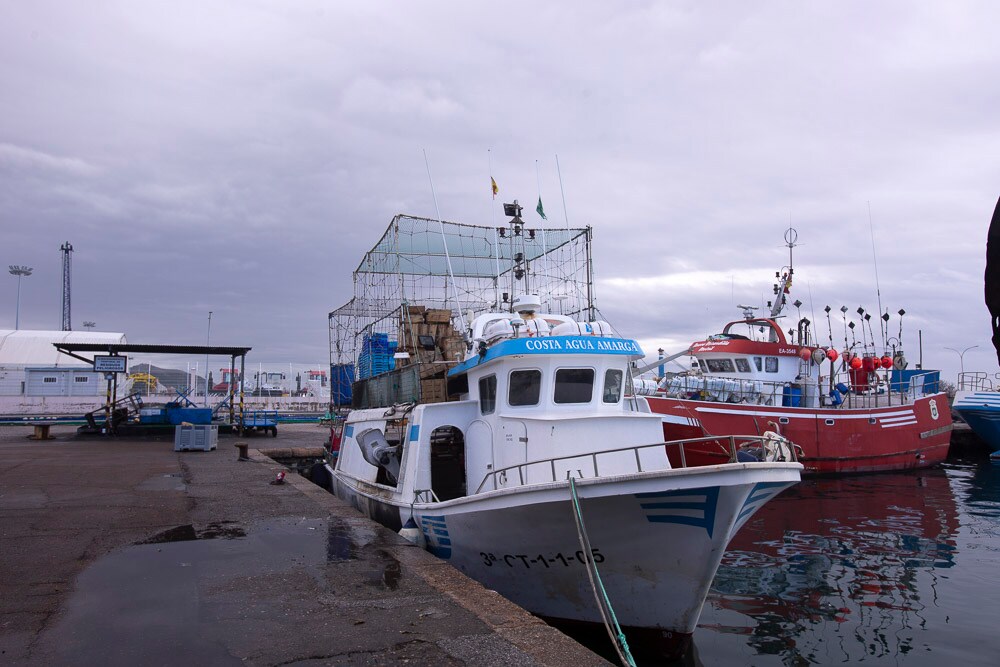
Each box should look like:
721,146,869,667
8,265,33,330
61,242,73,331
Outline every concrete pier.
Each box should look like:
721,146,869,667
0,424,610,666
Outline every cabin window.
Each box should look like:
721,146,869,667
603,369,623,403
697,359,708,372
43,377,58,383
74,376,90,383
753,356,763,371
479,375,497,415
706,359,735,373
765,357,779,373
734,358,751,373
554,368,595,404
509,369,541,406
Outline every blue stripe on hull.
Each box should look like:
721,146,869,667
418,515,452,558
637,487,720,537
737,481,790,522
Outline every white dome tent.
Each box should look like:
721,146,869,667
0,329,126,406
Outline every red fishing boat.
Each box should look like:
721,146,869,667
644,229,952,475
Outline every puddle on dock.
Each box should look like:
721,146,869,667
41,516,404,665
137,521,246,544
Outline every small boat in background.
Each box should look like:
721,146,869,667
953,372,1000,459
644,229,952,475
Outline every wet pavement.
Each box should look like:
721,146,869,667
0,423,609,666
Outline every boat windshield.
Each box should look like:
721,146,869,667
509,370,541,406
554,368,595,404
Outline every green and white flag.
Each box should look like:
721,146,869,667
536,196,547,220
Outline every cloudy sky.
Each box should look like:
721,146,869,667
2,1,997,380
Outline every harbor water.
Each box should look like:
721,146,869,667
566,449,1000,665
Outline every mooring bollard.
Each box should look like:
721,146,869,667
235,442,249,461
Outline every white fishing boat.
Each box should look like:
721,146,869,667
324,204,802,659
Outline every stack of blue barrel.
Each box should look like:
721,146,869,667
358,332,397,379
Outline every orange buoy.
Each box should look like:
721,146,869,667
850,356,863,370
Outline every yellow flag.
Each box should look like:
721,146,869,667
491,177,498,198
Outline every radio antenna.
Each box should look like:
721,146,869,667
423,149,467,335
868,201,887,350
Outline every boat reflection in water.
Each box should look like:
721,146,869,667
700,470,962,664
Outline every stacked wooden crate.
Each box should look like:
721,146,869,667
395,305,466,403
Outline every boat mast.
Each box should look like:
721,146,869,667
423,150,468,334
769,227,797,319
503,201,529,307
585,226,595,321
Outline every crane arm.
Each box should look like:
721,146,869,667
632,348,692,376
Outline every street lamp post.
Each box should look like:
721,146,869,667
8,265,33,330
944,345,979,380
205,311,212,407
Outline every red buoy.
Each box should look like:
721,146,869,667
881,355,893,369
799,348,813,361
850,356,863,370
862,356,876,372
826,348,839,362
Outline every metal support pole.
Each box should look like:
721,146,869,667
239,354,246,436
228,354,236,425
15,275,22,330
104,374,112,435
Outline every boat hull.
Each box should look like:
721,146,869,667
330,463,799,659
953,390,1000,449
646,393,952,475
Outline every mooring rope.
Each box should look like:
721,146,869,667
568,476,637,667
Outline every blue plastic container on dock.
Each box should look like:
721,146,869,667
167,407,213,425
139,408,168,424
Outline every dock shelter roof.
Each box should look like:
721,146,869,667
53,343,253,361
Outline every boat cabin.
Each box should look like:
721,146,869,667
670,317,826,407
335,300,668,505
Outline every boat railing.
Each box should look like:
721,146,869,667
661,375,788,406
663,370,942,409
414,488,442,503
472,434,798,494
957,371,995,392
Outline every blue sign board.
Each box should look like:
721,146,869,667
449,335,644,376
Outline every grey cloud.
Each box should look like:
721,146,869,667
1,1,996,381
